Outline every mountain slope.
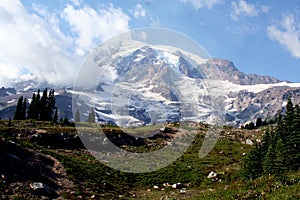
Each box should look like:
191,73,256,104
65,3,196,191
72,44,300,126
1,44,300,126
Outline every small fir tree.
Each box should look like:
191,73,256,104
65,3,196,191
263,142,276,175
242,143,263,180
75,109,81,122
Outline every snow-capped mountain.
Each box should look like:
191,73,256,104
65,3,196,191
71,43,300,127
1,43,300,127
72,45,212,127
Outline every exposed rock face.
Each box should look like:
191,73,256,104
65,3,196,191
0,87,16,97
200,58,281,85
225,86,300,125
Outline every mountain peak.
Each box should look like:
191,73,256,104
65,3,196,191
207,58,237,71
200,58,281,85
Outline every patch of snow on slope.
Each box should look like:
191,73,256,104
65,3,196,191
134,53,146,62
7,99,15,104
282,101,287,107
208,81,300,94
96,110,143,127
154,45,208,65
23,85,32,91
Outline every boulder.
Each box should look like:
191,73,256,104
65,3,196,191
179,188,187,194
171,182,183,189
245,139,254,145
162,182,171,188
207,171,217,179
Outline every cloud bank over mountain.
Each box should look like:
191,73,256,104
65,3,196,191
0,0,129,87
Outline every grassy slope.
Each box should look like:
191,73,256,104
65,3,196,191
0,120,299,199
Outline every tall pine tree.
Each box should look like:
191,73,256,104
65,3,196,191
47,89,56,121
21,98,27,120
274,139,287,179
292,104,300,170
263,141,276,175
14,96,23,120
39,88,48,121
27,90,41,120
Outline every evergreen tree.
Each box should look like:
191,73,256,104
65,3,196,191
27,90,41,120
244,122,255,130
34,88,56,121
255,117,263,127
291,104,300,171
14,96,23,120
249,122,255,129
39,88,48,121
75,109,81,122
87,109,95,123
285,96,294,123
53,108,58,124
61,117,70,126
27,94,34,119
46,89,55,121
274,139,288,179
242,143,263,180
27,93,36,119
21,98,27,120
260,129,271,159
263,142,276,175
282,97,297,171
274,112,284,141
35,89,41,119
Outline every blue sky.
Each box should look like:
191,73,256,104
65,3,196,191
0,0,300,86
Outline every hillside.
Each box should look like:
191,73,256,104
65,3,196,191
0,120,299,199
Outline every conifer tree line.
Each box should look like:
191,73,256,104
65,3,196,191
242,97,300,180
14,88,57,122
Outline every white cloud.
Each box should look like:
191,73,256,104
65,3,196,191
0,62,35,86
62,4,130,56
0,0,76,86
179,0,224,10
133,4,146,19
0,0,131,87
267,14,300,58
231,0,269,21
